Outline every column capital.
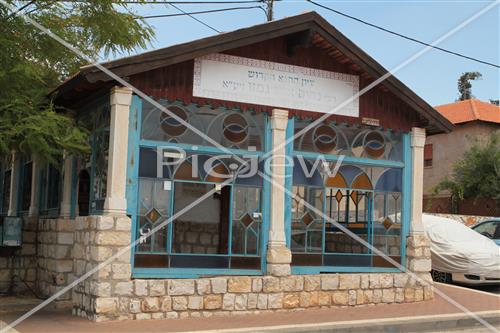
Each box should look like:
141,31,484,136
110,86,133,106
410,127,426,148
271,109,289,131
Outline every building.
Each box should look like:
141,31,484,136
423,99,500,216
0,12,452,321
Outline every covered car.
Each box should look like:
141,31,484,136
422,214,500,285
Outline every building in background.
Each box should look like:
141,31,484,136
423,99,500,216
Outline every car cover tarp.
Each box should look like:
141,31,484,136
422,214,500,278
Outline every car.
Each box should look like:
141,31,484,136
422,214,500,286
471,218,500,245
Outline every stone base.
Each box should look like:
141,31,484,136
266,246,291,276
73,272,433,322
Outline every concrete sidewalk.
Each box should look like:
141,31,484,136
1,283,499,333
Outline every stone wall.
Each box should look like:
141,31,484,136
72,215,132,321
69,215,434,322
36,218,75,307
0,216,37,294
82,273,433,321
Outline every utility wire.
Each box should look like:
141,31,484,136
141,5,264,19
7,0,35,18
170,3,221,32
307,0,499,68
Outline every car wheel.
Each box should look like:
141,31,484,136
431,270,451,283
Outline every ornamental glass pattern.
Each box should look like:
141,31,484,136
291,119,408,271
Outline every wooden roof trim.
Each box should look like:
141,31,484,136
55,11,453,133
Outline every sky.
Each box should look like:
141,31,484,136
112,0,500,107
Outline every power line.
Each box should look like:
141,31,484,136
307,0,499,68
7,0,35,19
141,5,265,19
170,3,221,33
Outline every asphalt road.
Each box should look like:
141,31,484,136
461,284,500,295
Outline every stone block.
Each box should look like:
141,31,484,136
149,280,165,296
348,290,357,306
280,276,303,292
339,274,360,290
94,231,130,246
382,289,395,303
267,293,283,309
262,276,280,293
172,296,188,310
257,294,268,309
188,296,203,310
57,232,74,245
321,275,339,290
266,263,291,277
223,293,235,310
318,291,331,306
409,259,432,273
369,274,380,289
111,263,131,280
141,297,160,312
380,274,394,288
234,294,248,310
304,276,320,291
115,217,131,231
204,295,222,310
90,282,111,297
134,280,148,296
161,296,172,311
247,293,258,309
332,291,349,305
95,298,117,314
283,293,300,309
197,279,211,295
211,278,227,294
114,281,133,296
228,277,251,293
168,280,195,296
404,288,415,302
394,274,408,288
252,278,263,292
299,291,318,308
96,216,115,230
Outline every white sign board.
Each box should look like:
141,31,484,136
193,54,359,117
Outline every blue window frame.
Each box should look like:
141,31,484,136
39,162,62,218
129,98,271,278
19,158,33,215
289,118,411,274
0,158,12,217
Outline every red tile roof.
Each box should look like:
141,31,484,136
434,99,500,125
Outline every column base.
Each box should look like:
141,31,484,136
266,245,292,276
103,197,127,216
406,232,432,273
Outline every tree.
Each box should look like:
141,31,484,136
0,1,154,164
432,133,500,206
457,71,482,101
490,99,499,106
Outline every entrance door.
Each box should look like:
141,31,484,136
170,182,231,268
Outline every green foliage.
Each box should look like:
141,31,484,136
457,71,482,101
490,99,499,106
433,133,500,202
0,1,154,163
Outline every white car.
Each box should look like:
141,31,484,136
422,214,500,286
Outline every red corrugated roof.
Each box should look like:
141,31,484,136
434,99,500,124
